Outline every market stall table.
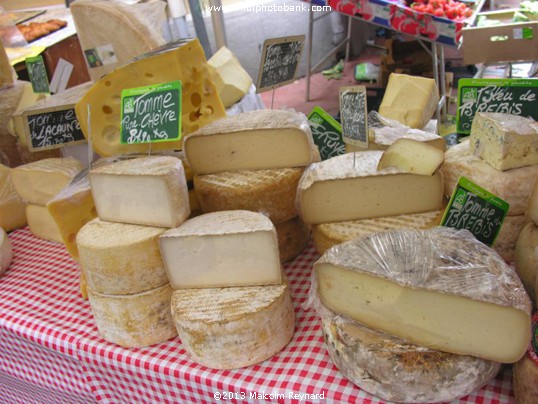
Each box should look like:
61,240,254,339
0,228,516,403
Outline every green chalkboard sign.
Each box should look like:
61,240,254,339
307,106,345,161
120,81,182,145
456,78,538,135
441,176,509,246
26,56,50,94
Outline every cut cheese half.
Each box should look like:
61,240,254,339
0,164,27,232
184,109,319,174
0,227,13,277
313,227,532,363
377,138,445,175
26,204,63,244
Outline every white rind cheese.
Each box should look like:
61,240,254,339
0,164,27,232
26,204,63,244
171,278,294,369
442,140,538,216
313,227,532,363
319,305,501,403
160,211,282,289
88,283,177,348
515,223,538,305
184,109,320,175
77,218,168,295
0,227,13,277
275,216,310,263
469,112,538,171
297,152,444,225
493,214,530,263
89,156,190,228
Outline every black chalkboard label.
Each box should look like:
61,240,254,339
120,81,182,145
308,106,345,160
256,35,305,93
23,106,86,151
441,176,509,246
457,78,538,135
339,85,368,148
26,56,50,94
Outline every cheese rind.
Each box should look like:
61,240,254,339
526,179,538,226
319,305,501,403
26,204,63,244
513,313,538,404
77,218,168,295
469,112,538,171
89,156,190,228
0,164,27,232
0,228,13,276
515,223,538,305
493,214,530,263
377,138,445,175
171,279,294,369
442,140,538,216
160,211,282,289
194,167,304,224
275,216,310,263
313,227,531,363
11,157,83,205
184,110,320,174
88,283,177,348
297,152,444,225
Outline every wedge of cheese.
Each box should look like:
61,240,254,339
515,223,538,305
0,164,27,232
319,305,501,403
469,112,538,171
313,227,532,363
275,216,310,263
379,73,439,129
88,283,177,348
171,278,294,369
75,38,226,156
89,156,190,228
0,227,13,277
297,152,444,225
26,204,63,244
442,140,538,216
160,211,281,289
193,167,304,224
184,110,320,175
11,157,84,205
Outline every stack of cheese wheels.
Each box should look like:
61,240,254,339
312,227,531,403
184,109,320,263
0,164,27,232
441,112,538,262
160,210,295,369
11,157,84,243
76,156,191,347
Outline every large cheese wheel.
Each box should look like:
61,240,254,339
275,216,310,263
515,223,538,306
0,227,13,276
513,313,538,404
26,204,63,244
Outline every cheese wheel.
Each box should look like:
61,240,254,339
171,278,295,369
194,167,304,224
320,306,501,403
0,227,13,276
77,218,168,295
26,204,63,244
88,283,177,348
515,223,538,306
0,164,27,232
513,313,538,404
493,214,531,263
275,216,310,263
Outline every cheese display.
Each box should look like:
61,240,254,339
313,227,532,363
378,73,439,129
88,283,177,348
513,313,538,404
71,0,166,81
77,218,168,295
376,138,444,175
312,209,444,255
171,279,294,369
469,112,538,171
515,223,538,305
526,178,538,225
26,204,63,244
319,305,501,403
75,39,226,156
160,211,281,289
193,167,304,224
0,164,27,232
442,140,538,216
0,227,13,277
208,46,253,108
297,152,444,225
183,110,320,175
275,216,310,263
11,157,84,206
89,156,190,228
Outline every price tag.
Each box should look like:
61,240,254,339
26,55,50,94
120,81,182,145
441,176,509,246
339,85,368,148
307,106,344,161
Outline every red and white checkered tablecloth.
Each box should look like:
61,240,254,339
0,227,517,404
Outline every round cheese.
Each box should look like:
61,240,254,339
513,313,538,404
194,167,304,224
275,216,310,263
88,283,177,348
515,223,538,306
77,218,168,295
171,278,294,369
492,214,530,263
320,307,501,403
0,227,13,276
26,204,63,244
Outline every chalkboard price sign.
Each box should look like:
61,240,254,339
23,106,86,151
339,85,368,148
26,56,50,94
457,78,538,135
307,106,345,161
441,176,509,246
120,81,182,145
256,35,305,93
